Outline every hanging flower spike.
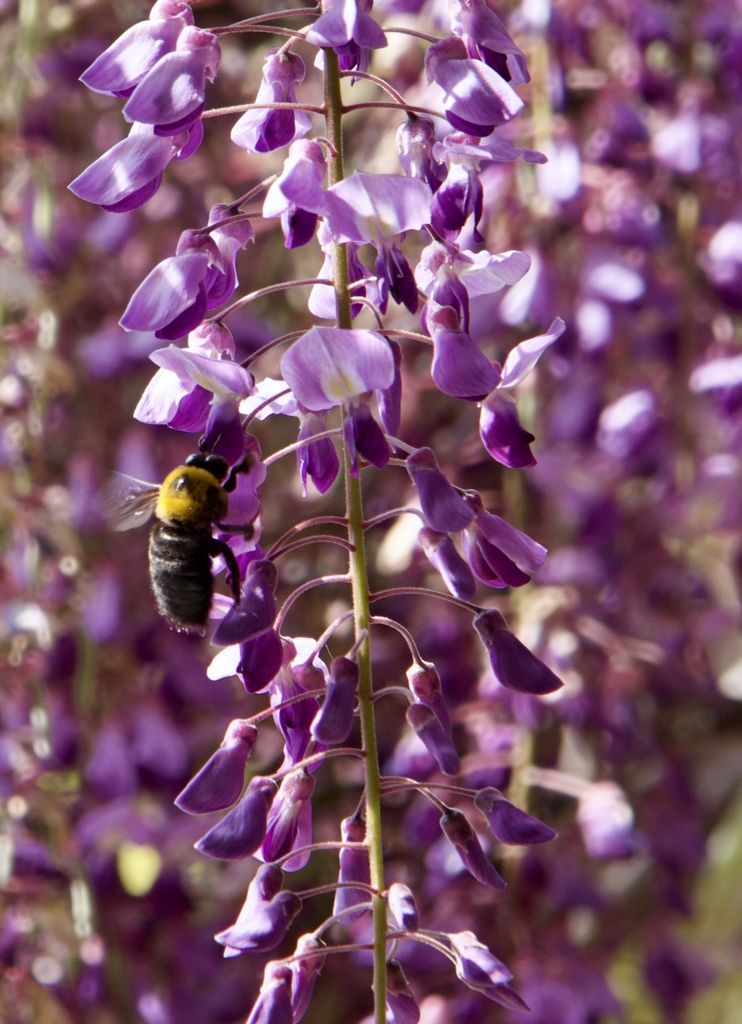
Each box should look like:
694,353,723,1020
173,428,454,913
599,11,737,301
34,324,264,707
122,25,221,135
68,121,203,213
478,316,565,467
231,50,311,155
263,140,327,249
79,0,194,98
463,493,547,588
474,609,563,696
425,36,524,137
305,0,388,75
332,814,371,921
133,341,255,431
417,528,477,602
449,0,530,84
280,327,395,474
175,719,257,815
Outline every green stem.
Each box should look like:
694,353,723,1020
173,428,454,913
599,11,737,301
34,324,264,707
323,46,388,1024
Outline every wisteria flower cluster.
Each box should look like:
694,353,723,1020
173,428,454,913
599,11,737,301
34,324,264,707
68,0,569,1019
6,0,742,1021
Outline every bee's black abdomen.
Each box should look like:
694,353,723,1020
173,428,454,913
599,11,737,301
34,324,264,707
149,524,214,631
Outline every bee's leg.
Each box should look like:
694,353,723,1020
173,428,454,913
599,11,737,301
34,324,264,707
223,455,249,493
208,537,242,606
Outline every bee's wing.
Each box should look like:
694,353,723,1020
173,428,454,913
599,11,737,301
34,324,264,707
98,473,160,531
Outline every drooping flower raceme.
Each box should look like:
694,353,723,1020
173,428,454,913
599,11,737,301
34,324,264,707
68,0,573,1020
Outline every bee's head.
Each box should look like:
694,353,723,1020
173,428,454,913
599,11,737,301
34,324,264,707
184,453,230,482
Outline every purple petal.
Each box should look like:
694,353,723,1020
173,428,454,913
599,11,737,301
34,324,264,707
311,656,358,744
247,964,295,1024
474,787,557,845
426,37,524,133
332,815,371,921
387,882,418,931
212,559,278,647
439,807,507,890
406,703,460,776
344,402,391,472
406,660,451,734
195,776,277,860
291,934,326,1022
239,629,284,693
69,129,176,208
418,528,477,602
123,28,220,127
474,610,564,695
428,305,500,400
474,510,547,573
479,394,536,469
386,960,420,1024
449,930,513,988
408,448,475,532
79,4,191,96
281,327,395,411
216,891,302,953
329,171,433,242
120,249,211,333
499,317,566,389
175,720,258,814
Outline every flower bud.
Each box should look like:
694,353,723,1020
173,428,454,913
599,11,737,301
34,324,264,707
333,815,371,922
474,787,556,845
175,720,257,815
406,703,460,777
474,610,563,695
311,656,358,744
195,776,277,860
387,882,418,932
439,807,506,891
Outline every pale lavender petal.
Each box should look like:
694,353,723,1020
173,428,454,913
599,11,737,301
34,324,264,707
280,327,395,410
120,250,211,332
329,171,433,242
123,28,220,127
69,129,176,208
499,317,566,389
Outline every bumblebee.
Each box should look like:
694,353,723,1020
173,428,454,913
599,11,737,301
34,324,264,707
101,453,253,633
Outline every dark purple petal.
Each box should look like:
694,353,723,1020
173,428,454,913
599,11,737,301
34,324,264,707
231,51,310,154
344,402,391,474
479,393,536,468
297,412,340,496
311,656,358,744
439,807,507,890
406,703,460,776
386,960,420,1024
418,528,477,602
332,815,371,921
375,244,419,314
428,305,499,400
464,531,531,588
175,720,258,814
195,776,277,859
407,448,475,533
282,206,319,249
216,890,302,954
260,770,315,870
474,787,557,845
449,930,513,989
239,629,284,693
212,559,278,646
406,660,451,734
247,964,295,1024
291,934,326,1022
474,609,564,695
